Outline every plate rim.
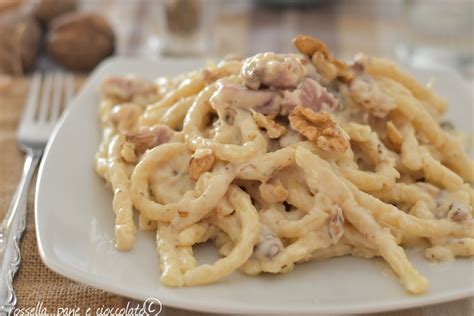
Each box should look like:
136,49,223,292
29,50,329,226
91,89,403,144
35,56,474,315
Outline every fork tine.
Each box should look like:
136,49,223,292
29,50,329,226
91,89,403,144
49,72,64,121
64,73,74,106
38,73,53,122
21,73,42,123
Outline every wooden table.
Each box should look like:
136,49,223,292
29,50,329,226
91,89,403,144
1,0,472,315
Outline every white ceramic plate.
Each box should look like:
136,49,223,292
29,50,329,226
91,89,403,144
36,57,474,315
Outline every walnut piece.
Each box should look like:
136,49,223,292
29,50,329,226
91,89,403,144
293,35,353,83
259,180,288,204
293,35,331,58
125,125,174,154
47,12,114,71
188,149,215,180
386,121,403,152
251,110,287,139
0,13,41,75
34,0,77,25
0,0,25,14
289,106,349,153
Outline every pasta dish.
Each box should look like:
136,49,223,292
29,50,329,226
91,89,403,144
94,35,474,294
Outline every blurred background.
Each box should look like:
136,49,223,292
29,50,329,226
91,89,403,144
0,0,473,79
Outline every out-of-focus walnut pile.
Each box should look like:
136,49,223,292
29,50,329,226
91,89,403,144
0,0,115,75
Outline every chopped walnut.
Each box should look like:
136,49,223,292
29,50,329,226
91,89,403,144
386,121,403,152
125,125,174,154
293,35,353,83
289,106,349,153
259,181,288,204
251,110,287,139
447,202,472,223
293,35,331,58
328,206,345,244
188,149,215,180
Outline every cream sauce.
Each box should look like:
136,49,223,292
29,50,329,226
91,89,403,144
242,52,307,90
210,83,280,115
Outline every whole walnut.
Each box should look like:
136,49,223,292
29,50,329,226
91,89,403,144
0,12,41,75
46,12,115,71
34,0,77,26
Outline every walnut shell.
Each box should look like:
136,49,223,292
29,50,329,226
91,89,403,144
0,0,25,14
0,13,41,75
46,12,115,71
34,0,77,25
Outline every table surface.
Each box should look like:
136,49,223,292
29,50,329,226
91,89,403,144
0,0,472,315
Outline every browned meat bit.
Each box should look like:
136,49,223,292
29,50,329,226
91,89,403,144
188,148,215,180
251,110,287,139
289,106,349,153
242,52,307,90
350,76,396,118
386,121,403,152
101,75,158,103
281,78,338,114
293,35,353,83
328,206,345,244
125,125,174,153
447,202,472,223
109,103,143,132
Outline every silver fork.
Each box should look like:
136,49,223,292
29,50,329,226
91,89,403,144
0,72,74,313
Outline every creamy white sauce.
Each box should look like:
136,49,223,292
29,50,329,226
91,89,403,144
210,83,281,115
279,129,304,147
350,75,396,118
242,52,307,90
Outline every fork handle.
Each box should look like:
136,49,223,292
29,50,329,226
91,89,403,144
0,149,41,313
